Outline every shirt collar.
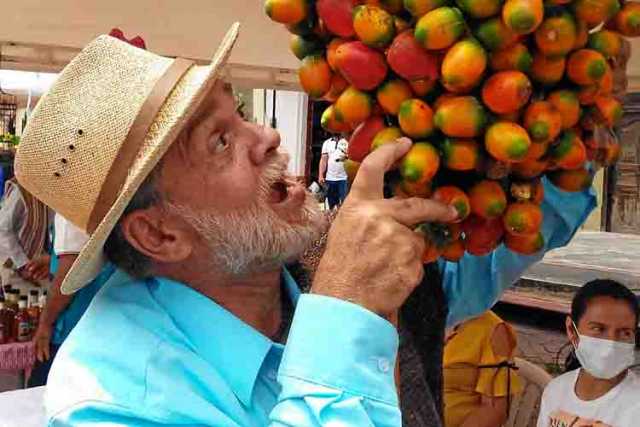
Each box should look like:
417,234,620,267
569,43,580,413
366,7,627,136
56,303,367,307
147,267,300,407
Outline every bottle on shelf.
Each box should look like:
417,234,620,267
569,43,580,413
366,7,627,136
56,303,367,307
3,284,12,299
1,295,15,343
38,290,47,311
14,296,31,342
0,297,7,344
6,288,18,312
27,290,40,332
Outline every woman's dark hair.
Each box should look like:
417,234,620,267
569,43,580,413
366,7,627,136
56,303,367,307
565,279,639,372
571,279,639,325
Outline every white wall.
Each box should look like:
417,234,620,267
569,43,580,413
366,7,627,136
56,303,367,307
264,90,308,178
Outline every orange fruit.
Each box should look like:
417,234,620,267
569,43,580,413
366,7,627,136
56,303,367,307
334,86,373,125
534,12,577,57
573,0,621,27
523,101,563,143
433,185,471,222
505,231,545,254
321,105,353,133
548,90,581,129
290,35,322,60
550,130,587,170
442,239,466,261
377,79,413,115
567,49,609,85
410,78,439,97
462,215,505,255
548,168,593,192
613,1,640,37
456,0,503,19
265,0,308,24
441,138,481,171
482,71,532,114
512,155,548,178
323,73,349,102
485,121,532,163
578,65,614,105
343,159,361,183
490,43,533,72
475,17,520,51
365,0,404,13
530,51,566,85
594,96,623,127
371,127,404,151
395,179,433,198
415,7,466,50
434,96,488,137
503,0,544,34
400,142,441,183
326,38,348,71
441,38,488,93
574,19,590,49
353,5,396,48
503,201,543,235
588,30,622,58
399,99,436,138
298,54,332,99
469,180,508,219
404,0,448,17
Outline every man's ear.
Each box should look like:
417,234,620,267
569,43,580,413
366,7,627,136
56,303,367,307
119,207,194,264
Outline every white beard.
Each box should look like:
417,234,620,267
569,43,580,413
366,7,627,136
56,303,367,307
169,152,328,277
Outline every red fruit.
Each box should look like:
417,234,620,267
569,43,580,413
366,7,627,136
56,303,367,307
387,30,440,82
505,232,545,255
335,41,389,90
433,186,471,222
316,0,357,37
348,116,386,162
503,201,543,235
469,180,508,219
442,239,466,262
463,216,505,256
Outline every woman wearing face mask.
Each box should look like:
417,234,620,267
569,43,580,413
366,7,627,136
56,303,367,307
537,279,640,427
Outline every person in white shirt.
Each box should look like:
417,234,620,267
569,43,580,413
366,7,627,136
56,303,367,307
537,279,640,427
319,134,349,209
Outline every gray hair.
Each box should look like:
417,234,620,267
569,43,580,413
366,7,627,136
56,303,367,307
104,167,162,278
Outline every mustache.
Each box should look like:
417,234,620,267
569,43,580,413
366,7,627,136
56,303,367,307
258,151,291,196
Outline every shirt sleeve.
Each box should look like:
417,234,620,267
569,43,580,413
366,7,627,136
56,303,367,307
54,214,89,255
442,177,597,327
0,187,29,268
321,140,331,156
475,323,523,397
271,294,401,426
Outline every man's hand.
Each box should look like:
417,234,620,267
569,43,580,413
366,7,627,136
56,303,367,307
312,138,458,319
20,255,51,281
33,323,53,362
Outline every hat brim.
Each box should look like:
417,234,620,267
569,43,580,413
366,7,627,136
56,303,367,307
61,23,240,294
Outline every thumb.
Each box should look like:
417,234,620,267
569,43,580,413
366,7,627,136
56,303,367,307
349,138,412,200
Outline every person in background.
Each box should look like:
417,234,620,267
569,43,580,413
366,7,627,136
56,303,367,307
444,310,522,427
318,133,349,209
537,280,640,427
27,214,115,387
0,177,52,287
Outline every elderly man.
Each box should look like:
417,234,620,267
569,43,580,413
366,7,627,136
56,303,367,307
16,24,594,426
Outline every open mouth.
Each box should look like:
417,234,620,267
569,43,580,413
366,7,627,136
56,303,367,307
269,180,288,204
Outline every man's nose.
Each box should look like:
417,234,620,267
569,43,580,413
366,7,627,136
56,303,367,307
250,124,280,165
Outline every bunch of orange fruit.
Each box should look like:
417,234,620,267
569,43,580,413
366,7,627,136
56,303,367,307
265,0,638,260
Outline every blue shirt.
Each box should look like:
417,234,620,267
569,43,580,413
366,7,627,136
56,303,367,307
46,178,595,426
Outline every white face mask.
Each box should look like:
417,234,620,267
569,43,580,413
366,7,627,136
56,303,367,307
572,321,636,379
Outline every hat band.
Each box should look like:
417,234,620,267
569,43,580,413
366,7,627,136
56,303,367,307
87,57,195,234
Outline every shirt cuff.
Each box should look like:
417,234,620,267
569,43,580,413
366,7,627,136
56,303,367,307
279,294,399,405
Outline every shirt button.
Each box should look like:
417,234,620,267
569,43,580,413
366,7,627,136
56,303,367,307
378,358,390,373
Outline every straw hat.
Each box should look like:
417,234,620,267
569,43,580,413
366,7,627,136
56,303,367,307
15,23,240,294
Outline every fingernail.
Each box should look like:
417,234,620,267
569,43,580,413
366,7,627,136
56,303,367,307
448,206,459,220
